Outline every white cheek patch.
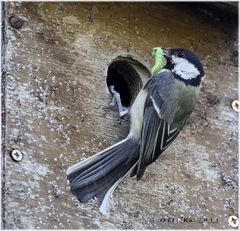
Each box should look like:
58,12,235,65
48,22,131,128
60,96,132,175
172,56,200,80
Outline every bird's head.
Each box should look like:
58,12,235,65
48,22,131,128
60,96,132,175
162,48,205,86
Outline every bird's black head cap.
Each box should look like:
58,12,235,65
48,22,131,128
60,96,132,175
163,48,205,86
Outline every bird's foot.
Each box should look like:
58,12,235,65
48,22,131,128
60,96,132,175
109,85,129,118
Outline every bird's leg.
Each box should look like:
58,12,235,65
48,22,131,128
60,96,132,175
110,90,117,106
109,85,128,117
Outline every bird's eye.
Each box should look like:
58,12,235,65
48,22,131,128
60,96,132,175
178,51,185,58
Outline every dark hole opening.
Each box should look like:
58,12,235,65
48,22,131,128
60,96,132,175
107,67,132,107
106,60,144,108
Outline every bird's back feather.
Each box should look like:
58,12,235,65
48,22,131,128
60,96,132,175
133,70,197,178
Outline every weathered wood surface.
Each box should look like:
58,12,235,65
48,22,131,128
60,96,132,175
2,2,238,229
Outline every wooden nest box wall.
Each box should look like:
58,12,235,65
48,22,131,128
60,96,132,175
2,2,238,229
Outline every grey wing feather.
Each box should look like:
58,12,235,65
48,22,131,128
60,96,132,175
136,95,162,179
136,71,181,179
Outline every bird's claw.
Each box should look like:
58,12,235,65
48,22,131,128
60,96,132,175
109,85,129,118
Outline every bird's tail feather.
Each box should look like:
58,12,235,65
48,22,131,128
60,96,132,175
66,138,140,205
99,161,138,215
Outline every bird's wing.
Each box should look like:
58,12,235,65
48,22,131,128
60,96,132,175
136,71,180,179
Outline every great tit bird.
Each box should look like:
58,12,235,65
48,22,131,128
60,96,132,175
67,47,205,214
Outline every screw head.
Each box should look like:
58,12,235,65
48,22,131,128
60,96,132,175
232,100,239,112
228,215,239,228
11,149,23,162
9,16,24,29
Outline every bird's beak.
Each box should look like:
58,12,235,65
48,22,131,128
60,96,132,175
162,48,171,60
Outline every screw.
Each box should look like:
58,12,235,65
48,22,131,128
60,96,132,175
11,149,23,162
9,16,24,29
228,215,239,228
232,100,239,112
